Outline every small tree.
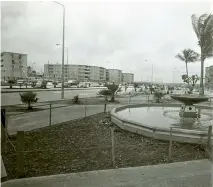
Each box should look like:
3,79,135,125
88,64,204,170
125,84,128,92
7,79,16,89
31,80,37,88
99,89,111,102
20,91,39,110
133,83,139,91
41,80,47,89
24,82,28,88
182,74,199,94
53,81,57,88
106,83,119,102
18,82,23,88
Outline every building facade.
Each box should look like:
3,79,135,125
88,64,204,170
205,66,213,90
122,73,134,83
106,69,122,83
44,64,107,82
1,52,27,81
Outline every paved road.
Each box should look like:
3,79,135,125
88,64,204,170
7,104,119,135
1,89,102,106
2,159,212,187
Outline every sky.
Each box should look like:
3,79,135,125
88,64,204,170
1,0,213,83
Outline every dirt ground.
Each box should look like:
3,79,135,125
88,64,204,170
2,113,207,181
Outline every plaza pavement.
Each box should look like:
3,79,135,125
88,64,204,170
2,159,212,187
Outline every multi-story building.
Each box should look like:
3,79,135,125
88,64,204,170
106,69,122,83
122,73,134,84
205,65,213,90
1,52,27,81
44,64,107,82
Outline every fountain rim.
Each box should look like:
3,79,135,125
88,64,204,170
111,103,213,144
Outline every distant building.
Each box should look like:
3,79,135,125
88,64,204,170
1,52,27,81
122,73,134,84
205,65,213,90
44,64,107,82
106,69,122,83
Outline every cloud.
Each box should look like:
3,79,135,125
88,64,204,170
1,0,213,82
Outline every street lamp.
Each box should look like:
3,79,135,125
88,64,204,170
144,60,153,84
53,1,65,99
173,68,177,84
56,44,68,81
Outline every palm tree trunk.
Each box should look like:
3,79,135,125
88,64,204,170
185,62,189,77
199,57,204,96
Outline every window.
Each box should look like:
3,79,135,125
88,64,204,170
12,60,15,64
1,59,3,62
19,55,22,59
1,65,3,67
1,53,3,57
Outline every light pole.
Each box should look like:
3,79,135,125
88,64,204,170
56,44,68,81
53,1,65,99
145,60,153,84
173,68,177,84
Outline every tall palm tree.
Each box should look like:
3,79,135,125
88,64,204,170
191,14,213,95
175,49,200,77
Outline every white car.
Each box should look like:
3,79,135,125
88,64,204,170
46,82,54,89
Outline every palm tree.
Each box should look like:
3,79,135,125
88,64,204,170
191,14,213,95
175,49,200,77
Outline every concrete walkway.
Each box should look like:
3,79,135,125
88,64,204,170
2,159,212,187
8,104,119,135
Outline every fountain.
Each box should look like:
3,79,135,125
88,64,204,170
170,94,209,118
111,95,213,144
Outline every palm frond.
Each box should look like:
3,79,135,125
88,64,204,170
175,53,185,61
191,14,200,41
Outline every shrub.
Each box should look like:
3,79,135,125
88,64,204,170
72,95,79,104
99,89,111,102
7,79,16,89
154,91,165,103
106,83,119,102
20,91,39,110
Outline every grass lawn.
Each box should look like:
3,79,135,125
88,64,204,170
2,113,207,181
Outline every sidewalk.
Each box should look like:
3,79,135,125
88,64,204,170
2,159,212,187
7,104,120,135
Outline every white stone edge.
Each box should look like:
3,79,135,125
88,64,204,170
110,103,213,144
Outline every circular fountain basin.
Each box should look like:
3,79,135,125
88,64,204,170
111,103,213,144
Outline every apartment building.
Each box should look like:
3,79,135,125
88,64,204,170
106,69,122,83
205,65,213,90
122,73,134,83
1,52,27,81
44,64,107,82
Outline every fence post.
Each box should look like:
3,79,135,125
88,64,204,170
207,126,212,151
128,93,132,105
17,131,25,178
104,103,107,113
168,127,172,161
85,100,87,117
49,103,52,127
111,127,115,168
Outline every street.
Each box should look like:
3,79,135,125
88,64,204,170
1,88,102,106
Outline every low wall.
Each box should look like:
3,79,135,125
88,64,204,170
111,103,213,144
